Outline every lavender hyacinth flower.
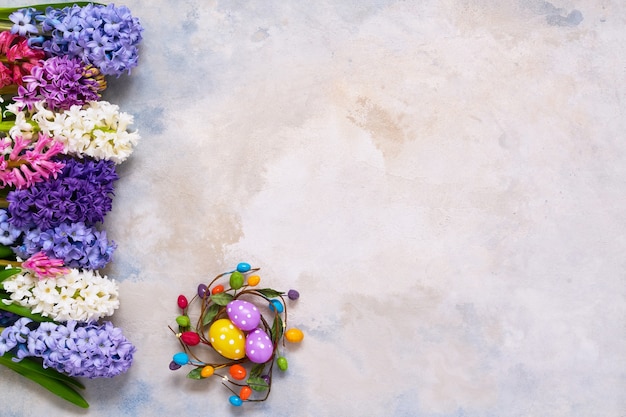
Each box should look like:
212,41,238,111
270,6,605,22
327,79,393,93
0,319,135,378
31,3,144,77
7,158,118,230
16,55,104,111
0,209,22,245
14,222,117,270
8,8,39,36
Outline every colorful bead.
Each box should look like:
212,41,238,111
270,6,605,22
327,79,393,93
197,283,208,298
169,361,182,370
236,262,251,273
200,365,214,378
229,395,243,406
269,299,284,313
285,328,304,343
211,284,224,295
229,271,244,290
173,352,189,366
277,356,288,371
177,295,188,309
247,275,260,286
288,289,300,300
176,315,190,327
229,364,247,380
239,386,252,400
180,331,201,346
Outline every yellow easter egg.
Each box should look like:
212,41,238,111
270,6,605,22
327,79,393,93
208,318,246,360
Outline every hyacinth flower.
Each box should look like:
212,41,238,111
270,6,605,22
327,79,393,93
0,209,117,271
4,99,140,164
0,3,143,77
1,266,119,322
0,318,135,377
0,316,135,408
4,156,118,230
0,30,44,90
14,55,107,111
0,251,68,279
0,132,66,189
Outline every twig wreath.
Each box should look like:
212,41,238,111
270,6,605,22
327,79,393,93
169,262,303,406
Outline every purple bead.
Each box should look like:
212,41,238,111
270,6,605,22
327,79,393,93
288,289,300,300
197,283,208,298
169,361,182,370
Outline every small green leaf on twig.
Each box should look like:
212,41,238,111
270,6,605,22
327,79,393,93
210,292,233,306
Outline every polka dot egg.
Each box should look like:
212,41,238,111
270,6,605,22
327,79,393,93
208,318,246,360
227,300,261,331
245,328,274,364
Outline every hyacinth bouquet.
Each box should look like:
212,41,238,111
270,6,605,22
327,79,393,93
0,2,142,408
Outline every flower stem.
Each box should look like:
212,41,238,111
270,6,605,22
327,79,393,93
0,259,20,268
0,85,18,95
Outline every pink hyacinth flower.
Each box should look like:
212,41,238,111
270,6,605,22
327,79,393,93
22,252,69,279
0,134,65,189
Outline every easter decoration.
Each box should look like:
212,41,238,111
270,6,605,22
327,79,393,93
169,262,304,407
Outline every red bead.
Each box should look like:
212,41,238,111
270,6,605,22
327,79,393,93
177,295,188,309
180,331,200,346
211,285,224,295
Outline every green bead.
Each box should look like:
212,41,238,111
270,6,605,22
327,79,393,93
277,356,288,371
230,271,244,290
176,315,190,327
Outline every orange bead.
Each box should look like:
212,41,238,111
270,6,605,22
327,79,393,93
285,328,304,343
211,284,224,295
229,364,247,380
200,365,214,378
239,386,252,400
247,275,260,286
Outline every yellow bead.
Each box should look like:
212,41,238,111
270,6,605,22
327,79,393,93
201,365,214,378
285,328,304,343
247,275,260,286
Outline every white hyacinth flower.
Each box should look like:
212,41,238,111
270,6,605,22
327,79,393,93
31,100,140,164
2,268,120,322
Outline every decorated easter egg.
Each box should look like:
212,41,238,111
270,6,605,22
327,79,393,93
208,318,246,360
227,300,261,331
245,328,273,363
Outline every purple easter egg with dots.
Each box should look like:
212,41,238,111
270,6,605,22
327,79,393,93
227,300,261,331
245,328,273,363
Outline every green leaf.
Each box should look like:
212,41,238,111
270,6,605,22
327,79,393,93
187,367,203,380
0,245,14,259
249,362,266,378
210,292,233,306
246,376,269,392
255,288,284,299
0,355,88,408
0,293,53,322
0,355,84,389
270,315,284,343
202,303,221,326
0,267,20,283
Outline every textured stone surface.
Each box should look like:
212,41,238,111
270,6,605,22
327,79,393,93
1,1,625,416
